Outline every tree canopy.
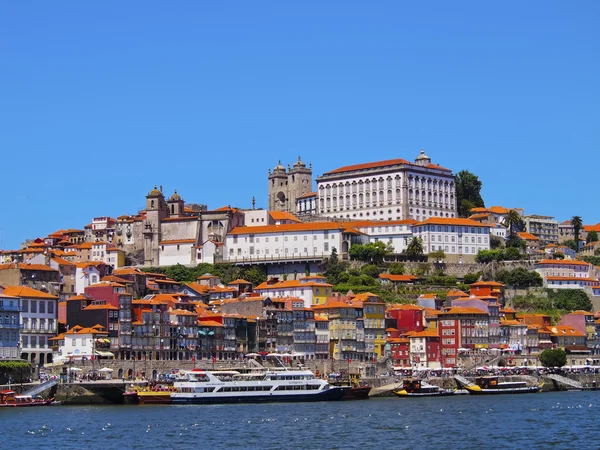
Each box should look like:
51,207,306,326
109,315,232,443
539,349,567,368
494,268,543,288
348,242,389,264
571,216,583,251
405,237,424,257
455,170,485,217
586,230,598,243
548,289,592,311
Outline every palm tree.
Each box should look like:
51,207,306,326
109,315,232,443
571,215,583,251
405,237,424,257
504,209,524,237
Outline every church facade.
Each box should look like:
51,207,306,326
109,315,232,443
267,157,313,213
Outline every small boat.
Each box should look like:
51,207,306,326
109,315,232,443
125,384,174,405
171,368,348,404
394,379,455,397
345,385,371,400
0,390,55,407
464,376,542,395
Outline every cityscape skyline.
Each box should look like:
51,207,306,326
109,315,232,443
1,2,599,248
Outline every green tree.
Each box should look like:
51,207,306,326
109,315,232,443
571,215,583,251
240,266,267,287
324,247,348,284
490,235,504,249
503,246,522,261
504,210,525,238
506,235,526,250
586,230,598,243
428,249,446,263
539,348,567,368
0,361,33,385
463,272,480,284
475,249,502,263
548,289,592,311
553,251,565,260
388,263,405,275
361,264,381,278
561,239,578,252
164,264,195,282
348,242,388,264
455,170,485,217
405,237,424,257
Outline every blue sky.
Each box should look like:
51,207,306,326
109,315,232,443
1,1,598,248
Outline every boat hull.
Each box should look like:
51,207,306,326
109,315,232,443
137,392,172,405
0,399,54,407
171,387,348,405
394,389,455,397
465,386,542,395
344,386,371,400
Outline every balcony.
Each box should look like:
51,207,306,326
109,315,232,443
0,323,23,329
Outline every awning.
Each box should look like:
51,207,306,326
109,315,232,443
95,351,115,358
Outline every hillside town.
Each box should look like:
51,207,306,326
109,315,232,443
1,150,600,375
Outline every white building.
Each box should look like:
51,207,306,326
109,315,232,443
412,218,492,263
315,150,457,222
221,222,368,270
158,239,196,266
75,262,104,294
296,192,318,218
254,276,333,308
3,286,58,365
348,219,416,254
51,325,109,362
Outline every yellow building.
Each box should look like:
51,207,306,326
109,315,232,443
353,292,386,360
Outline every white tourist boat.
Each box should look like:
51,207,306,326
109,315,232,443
170,368,348,404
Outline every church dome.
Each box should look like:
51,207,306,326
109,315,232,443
273,160,286,173
148,185,162,197
170,189,181,201
293,156,306,169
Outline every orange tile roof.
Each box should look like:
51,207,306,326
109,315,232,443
470,281,505,287
75,261,106,269
269,211,301,223
255,279,332,290
297,192,317,199
198,320,224,327
387,304,423,311
0,263,58,272
159,239,196,245
518,231,540,241
549,326,585,337
65,327,108,335
229,222,354,236
379,274,418,282
2,286,58,299
469,213,491,220
447,289,468,297
101,275,133,284
408,330,439,338
51,257,75,266
170,308,197,316
546,276,599,283
325,158,411,174
416,217,491,228
440,307,488,315
84,304,119,310
113,267,145,275
537,259,590,267
228,279,251,285
88,281,126,288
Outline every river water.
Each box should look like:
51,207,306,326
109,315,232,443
1,391,597,449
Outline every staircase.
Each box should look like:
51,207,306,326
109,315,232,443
545,374,584,390
453,374,474,388
22,379,58,397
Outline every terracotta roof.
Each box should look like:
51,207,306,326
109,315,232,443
228,279,251,285
51,257,75,266
549,326,585,337
537,259,590,267
408,330,439,338
255,279,332,290
440,307,488,316
546,276,599,283
470,281,505,287
229,222,351,236
518,231,540,241
198,320,224,327
269,211,301,223
297,192,317,199
75,261,106,269
415,217,491,228
159,239,196,245
447,289,468,297
113,267,144,275
379,274,418,282
2,286,58,299
101,275,133,284
0,263,58,272
84,304,119,310
323,157,452,175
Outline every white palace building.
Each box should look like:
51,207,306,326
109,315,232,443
315,150,457,222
